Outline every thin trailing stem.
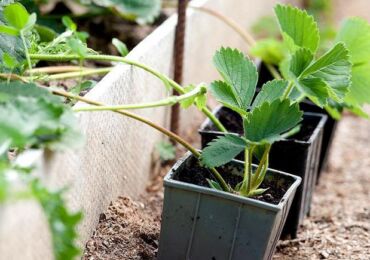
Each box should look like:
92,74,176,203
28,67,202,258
251,145,271,188
29,53,227,132
243,147,250,192
74,85,206,112
282,81,294,99
26,66,90,74
248,145,254,193
29,54,181,93
50,88,231,192
201,106,227,132
31,67,113,80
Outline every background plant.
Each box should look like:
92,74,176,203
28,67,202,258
251,4,370,119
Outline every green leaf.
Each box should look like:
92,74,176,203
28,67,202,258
275,4,320,52
62,16,77,31
0,82,83,150
252,80,289,109
296,77,330,107
23,12,36,32
213,47,258,111
3,52,17,69
289,48,313,78
4,3,29,30
0,24,19,35
67,38,87,58
335,18,370,107
0,81,59,102
209,80,246,115
155,141,176,161
248,188,269,196
0,13,26,70
287,43,351,106
201,134,247,168
301,43,351,101
345,63,370,105
112,38,129,56
250,38,286,65
206,179,223,191
243,99,302,143
31,180,82,260
336,17,370,65
34,24,57,42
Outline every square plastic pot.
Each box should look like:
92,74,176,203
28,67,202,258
299,100,339,182
158,152,301,260
256,61,339,179
198,106,327,238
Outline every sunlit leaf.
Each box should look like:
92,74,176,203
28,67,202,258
244,99,302,143
275,4,320,52
213,47,258,111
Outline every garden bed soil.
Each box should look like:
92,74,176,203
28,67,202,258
84,108,370,259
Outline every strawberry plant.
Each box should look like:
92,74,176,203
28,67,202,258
251,4,370,119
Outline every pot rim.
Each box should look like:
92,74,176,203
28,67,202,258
164,151,302,212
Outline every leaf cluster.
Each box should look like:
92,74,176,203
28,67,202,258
252,4,370,118
0,81,83,154
201,47,303,196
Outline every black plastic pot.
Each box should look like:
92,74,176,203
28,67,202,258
158,152,301,260
199,106,327,238
299,101,339,182
256,61,339,179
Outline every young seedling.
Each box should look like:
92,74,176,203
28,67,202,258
200,47,303,196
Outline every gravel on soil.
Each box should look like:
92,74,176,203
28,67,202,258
83,111,370,260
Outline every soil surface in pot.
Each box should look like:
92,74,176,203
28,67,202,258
84,109,370,260
173,157,294,205
203,107,318,142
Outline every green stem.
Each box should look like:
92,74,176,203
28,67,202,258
251,145,271,188
20,30,32,80
29,53,227,132
243,147,250,192
266,64,282,80
29,54,182,93
248,145,254,192
282,81,294,99
201,106,227,132
74,85,206,112
32,67,113,80
51,88,230,192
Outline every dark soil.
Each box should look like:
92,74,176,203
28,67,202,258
204,106,319,142
174,155,294,205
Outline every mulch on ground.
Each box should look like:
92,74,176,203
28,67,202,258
84,111,370,260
